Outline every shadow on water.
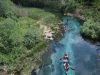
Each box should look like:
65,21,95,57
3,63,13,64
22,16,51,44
31,69,36,75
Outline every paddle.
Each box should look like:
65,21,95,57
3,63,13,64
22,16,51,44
70,67,75,70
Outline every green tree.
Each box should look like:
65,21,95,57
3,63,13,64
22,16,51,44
0,0,15,17
0,17,46,74
11,0,78,13
81,18,100,41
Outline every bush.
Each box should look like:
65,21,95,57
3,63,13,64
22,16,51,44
81,18,100,41
12,0,79,13
0,17,45,72
80,4,100,42
0,0,15,17
0,18,20,66
63,0,79,13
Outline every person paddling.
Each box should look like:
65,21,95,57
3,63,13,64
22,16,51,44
63,53,69,62
64,25,67,32
60,53,75,74
60,53,69,63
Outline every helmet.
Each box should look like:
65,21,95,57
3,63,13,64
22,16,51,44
64,53,67,56
64,53,68,58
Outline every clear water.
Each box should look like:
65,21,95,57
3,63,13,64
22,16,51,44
38,17,99,75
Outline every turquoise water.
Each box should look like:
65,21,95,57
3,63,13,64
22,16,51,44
38,17,98,75
50,17,80,75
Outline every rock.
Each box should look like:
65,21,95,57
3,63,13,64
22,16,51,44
31,69,36,75
97,8,100,11
67,13,85,21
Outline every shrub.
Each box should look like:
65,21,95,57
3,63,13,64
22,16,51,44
81,18,100,41
0,0,15,17
0,17,45,72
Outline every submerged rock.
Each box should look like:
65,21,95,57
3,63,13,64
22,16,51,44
31,69,36,75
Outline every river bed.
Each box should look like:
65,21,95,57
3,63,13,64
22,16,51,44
38,16,99,75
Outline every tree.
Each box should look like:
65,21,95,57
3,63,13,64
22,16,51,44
0,0,15,17
11,0,78,13
0,17,45,74
81,18,100,41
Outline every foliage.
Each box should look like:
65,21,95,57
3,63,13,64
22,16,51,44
0,17,46,72
93,0,100,8
0,1,60,74
79,0,100,41
63,0,79,13
11,0,79,13
0,0,99,74
0,0,15,17
81,17,100,41
15,7,59,27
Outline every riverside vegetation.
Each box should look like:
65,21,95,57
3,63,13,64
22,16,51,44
0,0,100,75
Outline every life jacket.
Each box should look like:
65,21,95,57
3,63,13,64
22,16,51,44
62,54,69,63
63,54,69,60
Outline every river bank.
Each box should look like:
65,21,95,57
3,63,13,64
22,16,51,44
39,16,100,75
0,0,99,75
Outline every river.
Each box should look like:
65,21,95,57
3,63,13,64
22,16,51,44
38,16,99,75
